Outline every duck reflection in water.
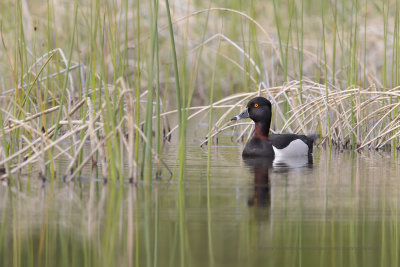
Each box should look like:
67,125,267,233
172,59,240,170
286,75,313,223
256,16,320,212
245,155,313,207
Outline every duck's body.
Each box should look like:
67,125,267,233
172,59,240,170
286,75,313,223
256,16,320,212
232,97,318,158
242,133,315,158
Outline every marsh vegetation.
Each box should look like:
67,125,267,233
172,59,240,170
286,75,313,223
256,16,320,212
1,0,400,182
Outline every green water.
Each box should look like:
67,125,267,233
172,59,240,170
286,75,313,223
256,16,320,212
1,141,400,267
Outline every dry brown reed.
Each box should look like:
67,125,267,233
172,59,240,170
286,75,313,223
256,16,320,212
203,80,400,151
2,71,399,181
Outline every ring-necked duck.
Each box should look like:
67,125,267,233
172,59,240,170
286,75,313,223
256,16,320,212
231,97,318,158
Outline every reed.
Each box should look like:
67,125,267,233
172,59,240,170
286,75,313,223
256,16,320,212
0,0,400,185
205,81,400,150
165,0,185,182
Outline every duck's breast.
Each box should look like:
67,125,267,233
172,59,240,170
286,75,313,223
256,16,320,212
243,138,274,157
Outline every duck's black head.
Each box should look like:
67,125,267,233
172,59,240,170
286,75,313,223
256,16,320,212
231,97,272,123
246,97,272,123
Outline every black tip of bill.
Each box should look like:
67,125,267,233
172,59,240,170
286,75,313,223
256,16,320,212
231,108,249,121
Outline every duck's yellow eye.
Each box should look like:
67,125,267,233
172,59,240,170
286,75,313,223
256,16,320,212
254,103,259,108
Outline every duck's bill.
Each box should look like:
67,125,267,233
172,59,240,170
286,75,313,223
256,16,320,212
231,108,249,121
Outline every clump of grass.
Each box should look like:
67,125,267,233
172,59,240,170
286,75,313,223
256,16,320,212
204,80,400,151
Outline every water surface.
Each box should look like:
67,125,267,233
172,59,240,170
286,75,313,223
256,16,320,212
1,137,399,267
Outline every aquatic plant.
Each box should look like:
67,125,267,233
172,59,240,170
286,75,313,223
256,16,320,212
0,0,400,184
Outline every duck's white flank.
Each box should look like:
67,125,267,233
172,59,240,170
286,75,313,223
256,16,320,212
272,139,309,158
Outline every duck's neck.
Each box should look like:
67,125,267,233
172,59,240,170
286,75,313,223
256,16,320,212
253,120,270,140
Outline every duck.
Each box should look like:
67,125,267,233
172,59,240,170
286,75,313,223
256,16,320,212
231,97,318,158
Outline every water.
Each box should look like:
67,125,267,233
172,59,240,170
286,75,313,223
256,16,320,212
1,138,400,267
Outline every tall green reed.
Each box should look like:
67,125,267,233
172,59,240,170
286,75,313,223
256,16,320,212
206,26,220,267
321,0,332,146
154,0,162,175
143,0,156,185
134,0,142,181
51,0,78,144
165,0,185,181
391,0,400,149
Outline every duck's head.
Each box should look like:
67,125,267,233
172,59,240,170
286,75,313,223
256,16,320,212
231,97,272,123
